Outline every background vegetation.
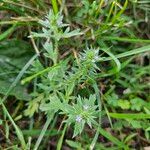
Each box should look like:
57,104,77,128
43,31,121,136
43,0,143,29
0,0,150,149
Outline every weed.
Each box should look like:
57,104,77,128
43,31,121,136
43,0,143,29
0,0,150,149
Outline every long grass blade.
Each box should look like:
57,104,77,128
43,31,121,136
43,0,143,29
56,124,67,150
21,63,61,84
99,45,150,61
51,0,58,14
109,113,150,119
98,127,128,149
100,48,121,72
103,36,150,43
0,24,17,41
2,54,38,102
33,114,54,150
1,103,26,149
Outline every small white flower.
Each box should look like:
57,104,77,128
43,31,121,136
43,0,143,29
95,56,99,61
76,115,82,123
83,105,89,110
83,56,86,59
57,16,63,27
45,19,49,24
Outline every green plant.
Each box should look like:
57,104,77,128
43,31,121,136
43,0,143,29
0,0,150,149
41,94,99,137
20,6,150,148
21,9,129,149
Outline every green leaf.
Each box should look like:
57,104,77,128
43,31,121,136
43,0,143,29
130,97,145,111
106,93,118,107
118,99,130,109
24,94,44,117
66,140,82,149
65,81,75,97
128,120,142,128
43,41,57,63
62,28,83,38
146,127,150,131
73,119,85,138
40,94,62,112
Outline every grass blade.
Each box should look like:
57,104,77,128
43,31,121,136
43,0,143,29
100,45,150,61
100,47,121,72
111,0,128,24
1,103,26,149
34,114,54,150
51,0,58,14
90,128,99,150
56,124,67,150
98,127,128,149
0,24,17,41
103,36,150,43
109,113,150,119
0,54,38,148
21,63,61,84
2,54,38,102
